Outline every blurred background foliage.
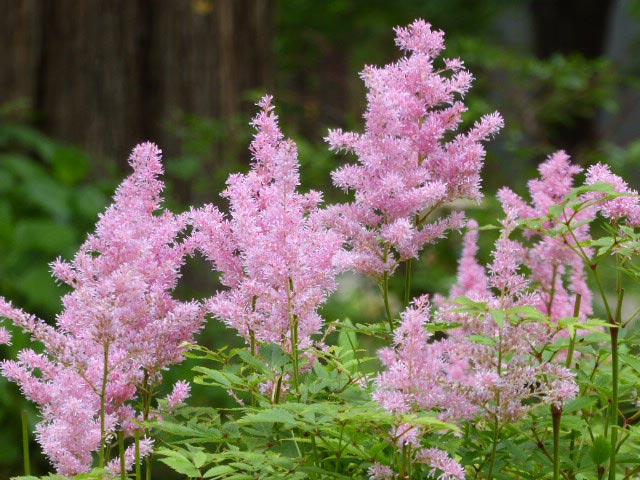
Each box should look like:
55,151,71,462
1,0,640,476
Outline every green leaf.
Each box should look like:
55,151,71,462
259,343,289,369
158,454,202,477
237,408,297,428
490,309,505,328
204,465,236,478
193,450,208,469
338,318,358,352
467,334,495,346
589,435,611,465
562,396,597,414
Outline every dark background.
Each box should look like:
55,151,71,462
1,0,640,476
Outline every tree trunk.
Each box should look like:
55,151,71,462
529,0,615,154
0,0,273,170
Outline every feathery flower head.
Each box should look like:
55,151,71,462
585,163,640,226
190,97,342,355
0,143,203,475
498,151,594,322
326,19,502,277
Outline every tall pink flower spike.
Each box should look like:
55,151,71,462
0,143,203,475
190,96,342,357
326,19,503,278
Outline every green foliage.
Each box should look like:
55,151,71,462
154,334,459,479
0,110,113,478
0,120,110,317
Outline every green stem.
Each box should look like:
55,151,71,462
287,277,300,394
399,444,408,479
146,453,152,480
118,430,126,480
551,404,562,480
487,419,500,480
311,433,319,478
590,265,614,325
383,271,394,332
250,330,256,357
140,371,152,480
135,430,141,480
566,294,582,369
404,259,412,307
99,343,110,467
488,330,504,479
564,294,581,479
21,410,30,476
608,287,623,480
273,373,283,404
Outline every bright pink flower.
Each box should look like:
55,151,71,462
585,163,640,226
165,380,191,409
498,151,594,322
368,462,395,480
0,143,203,475
190,96,342,355
106,437,154,477
416,448,465,480
327,19,502,277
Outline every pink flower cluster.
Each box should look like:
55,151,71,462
585,163,640,226
1,16,638,480
190,96,342,354
499,151,594,323
326,20,503,277
0,143,203,475
375,216,578,435
372,297,467,479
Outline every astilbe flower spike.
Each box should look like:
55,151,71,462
373,216,579,477
190,96,342,362
498,151,594,323
0,143,203,476
437,215,578,423
326,19,503,278
372,296,468,479
585,162,640,226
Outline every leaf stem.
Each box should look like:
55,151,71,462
287,277,300,394
404,259,412,307
383,271,394,333
551,404,562,480
99,343,110,468
135,429,141,480
21,409,30,476
119,430,126,480
608,286,623,480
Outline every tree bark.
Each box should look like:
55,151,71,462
0,0,273,169
529,0,616,154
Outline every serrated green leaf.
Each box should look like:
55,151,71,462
589,435,611,465
237,408,297,428
259,343,289,369
159,454,201,477
204,465,236,478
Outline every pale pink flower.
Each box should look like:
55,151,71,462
368,462,395,480
498,151,594,322
190,96,342,357
0,143,204,475
585,163,640,226
165,380,191,409
105,437,154,477
416,448,465,480
326,19,502,277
